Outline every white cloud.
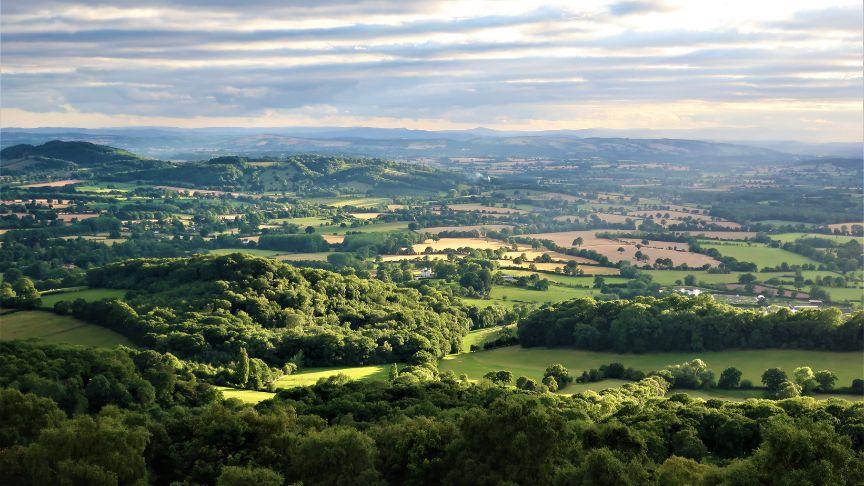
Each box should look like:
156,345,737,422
1,0,861,141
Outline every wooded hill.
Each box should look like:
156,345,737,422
0,140,169,174
2,141,467,194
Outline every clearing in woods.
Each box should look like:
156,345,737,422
40,288,127,308
0,310,133,347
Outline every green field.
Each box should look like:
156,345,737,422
306,196,391,208
439,346,863,387
771,233,863,244
700,242,816,267
40,288,127,308
320,221,410,235
461,325,515,352
489,285,598,304
755,220,818,228
501,269,629,287
216,386,276,403
643,270,741,286
271,216,333,226
0,310,133,347
207,248,286,257
274,364,390,388
461,297,520,309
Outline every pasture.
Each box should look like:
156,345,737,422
699,241,816,266
489,285,597,304
461,325,516,352
216,386,276,404
0,310,133,347
438,346,864,389
207,248,286,257
771,233,863,244
40,288,127,308
274,364,390,388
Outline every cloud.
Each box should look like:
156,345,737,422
607,1,672,16
0,0,861,142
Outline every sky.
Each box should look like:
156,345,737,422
1,0,862,141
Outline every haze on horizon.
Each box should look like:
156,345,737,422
1,0,862,142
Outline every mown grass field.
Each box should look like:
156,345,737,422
274,364,390,388
0,310,133,347
438,346,864,386
771,233,863,244
489,285,598,304
501,269,629,287
207,248,286,257
270,216,333,226
460,325,516,352
40,288,127,308
699,242,816,267
216,386,276,403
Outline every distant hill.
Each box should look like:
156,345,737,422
1,140,466,194
0,128,815,165
0,140,169,174
793,157,863,172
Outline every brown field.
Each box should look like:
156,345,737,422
680,231,757,240
56,213,100,222
322,234,345,244
349,212,381,220
524,230,627,247
20,179,85,188
520,191,581,202
380,254,458,262
524,230,718,267
628,210,740,229
620,239,690,251
447,204,529,214
421,224,514,235
59,235,127,245
588,244,719,267
412,237,506,252
828,222,864,233
500,250,596,264
387,204,407,211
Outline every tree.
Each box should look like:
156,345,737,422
543,364,572,390
775,381,801,399
294,427,381,486
483,370,512,386
305,225,316,234
683,275,696,286
217,466,283,486
814,370,837,392
761,368,787,396
792,367,817,394
388,364,399,382
738,273,757,285
235,348,250,387
11,277,40,309
717,367,742,389
572,237,584,247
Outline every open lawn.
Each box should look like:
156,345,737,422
274,252,333,261
0,310,133,347
489,285,598,304
439,346,864,386
322,221,410,234
771,233,863,244
269,216,332,226
274,364,390,388
700,242,816,267
461,298,520,309
461,325,516,352
501,270,629,287
216,386,276,404
208,248,286,257
40,288,127,308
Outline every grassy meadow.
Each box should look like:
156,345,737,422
0,310,133,347
40,288,127,308
699,241,817,266
439,346,863,386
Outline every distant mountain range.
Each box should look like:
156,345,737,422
1,127,860,163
